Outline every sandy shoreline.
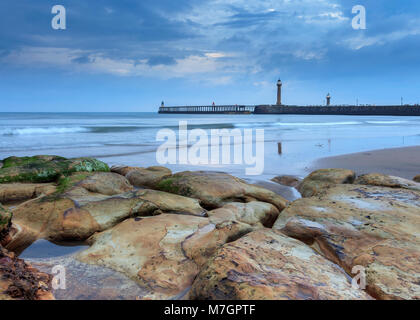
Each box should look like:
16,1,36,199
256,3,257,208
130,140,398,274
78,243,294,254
310,145,420,179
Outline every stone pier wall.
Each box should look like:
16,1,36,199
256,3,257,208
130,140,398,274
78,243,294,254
254,105,420,116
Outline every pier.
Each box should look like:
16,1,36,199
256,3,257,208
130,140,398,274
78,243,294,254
158,80,420,116
159,105,255,114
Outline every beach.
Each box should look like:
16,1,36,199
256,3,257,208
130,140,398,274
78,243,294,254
311,146,420,179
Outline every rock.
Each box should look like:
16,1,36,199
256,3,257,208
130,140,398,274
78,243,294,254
355,173,420,192
0,205,12,237
207,201,279,228
76,213,253,299
0,245,54,300
157,171,289,211
5,174,206,253
27,255,147,300
271,175,301,188
189,229,371,300
0,155,110,184
126,167,172,188
0,183,56,204
76,172,133,195
298,169,356,197
273,184,420,300
111,165,140,176
414,175,420,183
246,179,301,202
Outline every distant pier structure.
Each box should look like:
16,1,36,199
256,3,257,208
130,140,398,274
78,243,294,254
159,104,255,114
158,80,420,116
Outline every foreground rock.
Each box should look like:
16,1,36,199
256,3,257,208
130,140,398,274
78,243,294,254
77,213,256,299
355,173,420,191
27,254,147,300
274,183,420,300
112,165,172,189
0,183,56,205
271,175,301,188
157,171,289,210
0,155,109,184
190,229,371,300
297,168,356,197
0,245,54,300
5,173,206,253
207,201,279,229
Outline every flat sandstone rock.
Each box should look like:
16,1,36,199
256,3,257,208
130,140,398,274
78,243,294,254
0,183,56,204
274,183,420,300
189,229,371,300
355,173,420,191
297,168,356,197
157,171,289,211
76,214,255,299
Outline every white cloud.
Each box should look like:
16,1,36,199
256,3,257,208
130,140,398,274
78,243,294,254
343,24,420,50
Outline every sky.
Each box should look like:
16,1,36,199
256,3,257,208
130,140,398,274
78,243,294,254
0,0,420,112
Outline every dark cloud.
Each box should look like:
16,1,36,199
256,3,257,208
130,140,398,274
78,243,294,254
147,55,177,66
72,55,95,64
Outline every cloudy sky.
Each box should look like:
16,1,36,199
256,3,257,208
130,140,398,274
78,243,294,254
1,0,419,111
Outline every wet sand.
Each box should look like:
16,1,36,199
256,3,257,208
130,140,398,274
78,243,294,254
311,146,420,180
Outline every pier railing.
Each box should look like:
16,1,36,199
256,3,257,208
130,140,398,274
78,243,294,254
159,105,255,114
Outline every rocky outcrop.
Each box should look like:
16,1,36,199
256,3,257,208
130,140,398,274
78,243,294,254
297,168,356,197
271,175,301,188
414,175,420,183
5,173,206,253
0,245,54,300
0,183,56,205
207,201,279,228
2,158,418,301
355,173,420,191
126,167,172,188
111,165,172,189
190,229,371,300
274,183,420,300
111,165,141,176
0,155,110,184
75,172,133,195
157,171,289,211
76,214,254,299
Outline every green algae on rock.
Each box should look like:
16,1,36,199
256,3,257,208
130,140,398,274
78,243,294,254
0,204,12,237
0,155,110,184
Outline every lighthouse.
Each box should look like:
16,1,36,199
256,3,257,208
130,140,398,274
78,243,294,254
326,93,331,106
276,79,282,105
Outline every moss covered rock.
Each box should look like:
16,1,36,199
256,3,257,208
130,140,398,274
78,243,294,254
0,155,109,184
0,204,12,237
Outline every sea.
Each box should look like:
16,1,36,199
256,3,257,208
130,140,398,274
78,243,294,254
1,112,420,180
